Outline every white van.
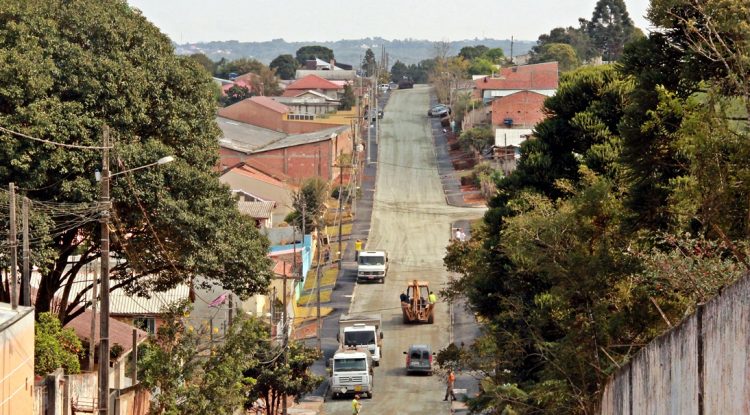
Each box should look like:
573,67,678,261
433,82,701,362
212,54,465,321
357,250,388,283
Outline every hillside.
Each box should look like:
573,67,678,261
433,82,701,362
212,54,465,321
175,37,536,66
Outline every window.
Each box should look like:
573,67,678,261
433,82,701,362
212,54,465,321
134,317,156,334
288,114,315,121
334,358,367,372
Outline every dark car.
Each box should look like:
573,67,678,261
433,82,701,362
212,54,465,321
428,104,451,117
403,344,434,375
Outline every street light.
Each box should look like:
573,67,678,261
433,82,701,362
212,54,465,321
97,126,174,415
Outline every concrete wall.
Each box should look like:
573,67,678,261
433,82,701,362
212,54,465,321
599,275,750,414
0,305,34,415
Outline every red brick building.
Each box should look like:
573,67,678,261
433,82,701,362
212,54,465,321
217,116,352,183
218,96,343,134
474,61,559,103
491,91,548,129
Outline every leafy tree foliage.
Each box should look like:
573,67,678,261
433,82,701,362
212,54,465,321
295,45,334,66
339,84,355,110
468,58,496,76
390,60,408,82
35,313,82,375
444,5,750,411
244,341,322,415
0,0,273,323
286,177,329,231
139,302,308,415
528,43,580,71
188,53,215,74
531,24,596,63
481,47,506,64
458,45,490,61
215,58,266,79
269,54,298,80
458,127,494,155
362,48,377,77
222,85,253,106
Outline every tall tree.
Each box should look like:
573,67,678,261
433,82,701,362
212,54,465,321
269,54,298,80
35,313,83,375
362,48,377,77
339,84,355,110
390,60,408,82
0,0,273,323
586,0,639,61
295,45,334,66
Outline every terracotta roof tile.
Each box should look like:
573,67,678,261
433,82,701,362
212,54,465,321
250,96,290,114
475,61,559,91
286,74,341,90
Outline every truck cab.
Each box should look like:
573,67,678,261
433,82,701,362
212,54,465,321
342,324,381,364
357,250,388,283
329,349,374,399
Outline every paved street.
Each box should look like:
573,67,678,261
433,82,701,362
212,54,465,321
322,85,485,415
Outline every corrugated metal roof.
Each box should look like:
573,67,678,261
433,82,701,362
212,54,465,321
217,116,287,153
237,200,275,219
259,125,348,152
110,285,190,316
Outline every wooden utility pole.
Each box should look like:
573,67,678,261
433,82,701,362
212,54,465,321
316,234,322,352
89,262,98,372
8,183,18,309
21,196,30,306
98,126,111,415
337,162,344,270
131,328,137,384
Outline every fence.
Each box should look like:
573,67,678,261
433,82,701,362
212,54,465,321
599,274,750,414
33,371,149,415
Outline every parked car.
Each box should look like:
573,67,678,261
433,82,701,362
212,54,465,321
428,104,451,117
403,344,434,375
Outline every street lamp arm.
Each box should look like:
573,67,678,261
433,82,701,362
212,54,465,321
110,155,175,178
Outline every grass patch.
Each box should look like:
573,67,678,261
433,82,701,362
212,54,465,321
303,267,339,290
325,223,353,237
297,289,333,305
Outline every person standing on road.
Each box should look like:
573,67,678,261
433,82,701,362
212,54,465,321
428,291,437,304
354,239,363,261
444,369,457,401
352,394,362,414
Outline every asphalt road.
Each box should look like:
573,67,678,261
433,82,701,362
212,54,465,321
322,85,485,415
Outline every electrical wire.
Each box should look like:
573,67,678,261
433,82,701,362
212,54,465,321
0,125,112,150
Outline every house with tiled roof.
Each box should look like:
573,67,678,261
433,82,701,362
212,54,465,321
474,61,559,103
283,74,342,100
220,161,296,226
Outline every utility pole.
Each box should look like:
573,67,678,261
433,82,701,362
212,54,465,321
337,161,344,270
8,183,18,310
89,262,98,372
98,126,111,415
21,196,30,307
315,230,322,351
366,83,372,165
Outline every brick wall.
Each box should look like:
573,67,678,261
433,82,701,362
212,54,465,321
490,91,547,129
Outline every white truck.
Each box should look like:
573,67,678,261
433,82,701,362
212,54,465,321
357,250,388,283
329,347,374,399
338,314,383,366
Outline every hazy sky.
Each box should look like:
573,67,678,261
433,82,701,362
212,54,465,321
126,0,653,43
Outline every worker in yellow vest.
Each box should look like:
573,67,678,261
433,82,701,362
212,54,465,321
354,239,363,261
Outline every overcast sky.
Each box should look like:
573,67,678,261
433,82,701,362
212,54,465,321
127,0,652,44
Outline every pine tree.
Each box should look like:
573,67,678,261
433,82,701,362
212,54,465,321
586,0,638,61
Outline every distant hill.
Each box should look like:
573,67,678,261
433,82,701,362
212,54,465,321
175,38,536,67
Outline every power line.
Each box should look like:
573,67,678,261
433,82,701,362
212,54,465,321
0,125,112,150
